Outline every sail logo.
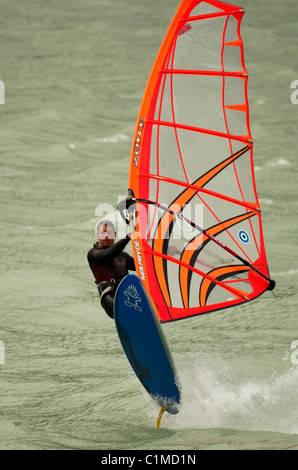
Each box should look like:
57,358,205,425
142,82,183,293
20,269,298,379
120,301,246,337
134,240,146,280
214,259,234,265
238,230,250,244
124,284,142,312
133,117,145,167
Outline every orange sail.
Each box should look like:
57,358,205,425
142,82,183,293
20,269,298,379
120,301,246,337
127,0,275,322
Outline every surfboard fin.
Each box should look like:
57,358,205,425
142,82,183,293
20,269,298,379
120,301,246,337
156,403,167,428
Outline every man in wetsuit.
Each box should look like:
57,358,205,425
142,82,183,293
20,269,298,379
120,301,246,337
87,220,135,319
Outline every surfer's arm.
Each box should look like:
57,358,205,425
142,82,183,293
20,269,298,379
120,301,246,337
88,235,131,264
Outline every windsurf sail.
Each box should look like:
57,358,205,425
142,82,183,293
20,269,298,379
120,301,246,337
123,0,275,322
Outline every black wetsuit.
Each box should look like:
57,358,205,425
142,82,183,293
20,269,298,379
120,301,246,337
87,235,135,318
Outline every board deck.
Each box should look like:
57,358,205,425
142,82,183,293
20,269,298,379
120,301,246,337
114,274,181,414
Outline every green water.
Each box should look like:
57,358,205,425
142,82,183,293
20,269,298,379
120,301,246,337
1,0,298,450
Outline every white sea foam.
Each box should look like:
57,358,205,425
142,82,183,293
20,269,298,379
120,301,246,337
269,159,292,168
94,133,129,144
167,357,298,434
259,198,273,205
272,269,298,276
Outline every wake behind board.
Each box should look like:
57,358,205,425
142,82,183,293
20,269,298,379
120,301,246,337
114,274,181,422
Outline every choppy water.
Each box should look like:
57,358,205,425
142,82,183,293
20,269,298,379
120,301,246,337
1,0,298,451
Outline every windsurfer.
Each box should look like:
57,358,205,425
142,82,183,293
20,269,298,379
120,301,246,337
87,220,135,319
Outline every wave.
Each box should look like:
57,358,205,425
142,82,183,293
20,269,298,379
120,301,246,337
94,134,129,144
163,357,298,435
268,159,292,168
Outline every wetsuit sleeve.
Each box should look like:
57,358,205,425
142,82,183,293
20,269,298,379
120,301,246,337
88,235,131,265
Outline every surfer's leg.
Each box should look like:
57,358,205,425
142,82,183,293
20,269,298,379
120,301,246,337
97,280,116,319
101,294,114,319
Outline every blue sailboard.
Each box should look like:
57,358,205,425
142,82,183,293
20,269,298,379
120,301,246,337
114,274,181,424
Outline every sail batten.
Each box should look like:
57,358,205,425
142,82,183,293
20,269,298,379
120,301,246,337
138,173,259,212
160,69,247,78
146,120,253,144
127,0,275,322
180,10,243,22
